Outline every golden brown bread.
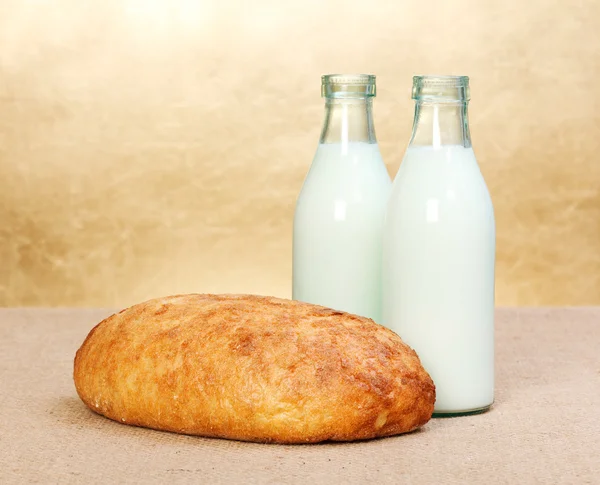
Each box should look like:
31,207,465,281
74,294,435,443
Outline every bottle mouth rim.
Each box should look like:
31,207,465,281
322,74,376,98
412,75,470,101
413,75,469,85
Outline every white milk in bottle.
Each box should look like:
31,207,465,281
383,76,495,414
293,74,391,322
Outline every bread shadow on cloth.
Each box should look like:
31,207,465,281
53,395,428,447
52,396,201,442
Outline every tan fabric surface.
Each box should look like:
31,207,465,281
0,308,598,484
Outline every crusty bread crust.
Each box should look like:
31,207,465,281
74,294,435,443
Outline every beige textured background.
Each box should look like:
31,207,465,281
0,0,598,307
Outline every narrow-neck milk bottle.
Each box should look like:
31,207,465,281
293,74,391,322
383,76,495,414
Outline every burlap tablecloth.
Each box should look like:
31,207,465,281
1,308,598,484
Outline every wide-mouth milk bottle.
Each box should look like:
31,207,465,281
383,75,496,415
293,74,392,322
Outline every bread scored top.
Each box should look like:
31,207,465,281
74,294,435,443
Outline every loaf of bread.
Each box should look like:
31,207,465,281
74,294,435,443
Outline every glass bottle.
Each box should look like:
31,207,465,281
383,75,495,414
293,74,391,322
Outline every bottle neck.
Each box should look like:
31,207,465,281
409,100,471,148
319,97,377,144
